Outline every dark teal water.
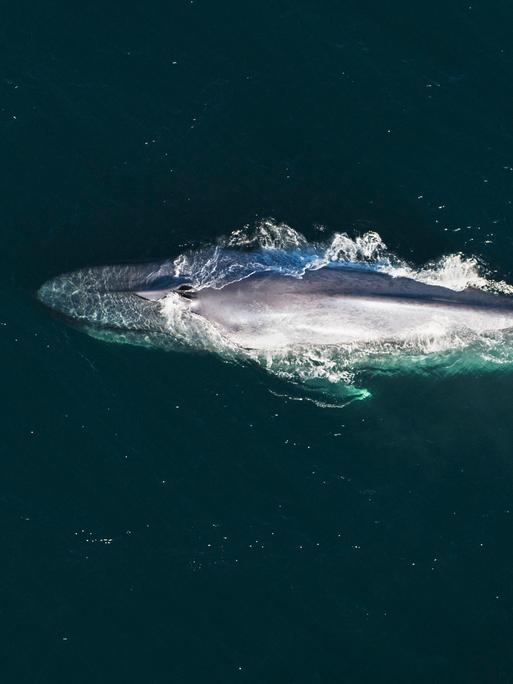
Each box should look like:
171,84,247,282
3,2,513,682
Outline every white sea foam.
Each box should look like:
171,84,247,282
160,220,513,402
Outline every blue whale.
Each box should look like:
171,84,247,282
38,257,513,350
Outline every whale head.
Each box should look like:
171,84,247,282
37,261,190,337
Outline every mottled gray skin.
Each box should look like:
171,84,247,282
194,267,513,314
38,261,513,348
38,261,175,333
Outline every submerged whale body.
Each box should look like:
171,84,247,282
38,256,513,351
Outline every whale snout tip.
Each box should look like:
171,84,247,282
37,275,81,320
37,280,55,308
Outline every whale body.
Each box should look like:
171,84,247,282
38,257,513,351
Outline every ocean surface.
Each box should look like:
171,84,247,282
3,1,513,682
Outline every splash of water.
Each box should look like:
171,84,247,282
160,220,513,403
